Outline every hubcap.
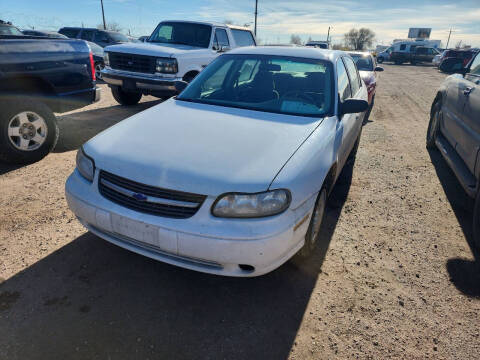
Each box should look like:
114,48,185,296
309,190,327,245
95,63,104,79
7,111,48,151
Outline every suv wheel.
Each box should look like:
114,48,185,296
95,62,104,80
426,102,441,149
111,86,142,106
473,191,480,251
0,97,58,164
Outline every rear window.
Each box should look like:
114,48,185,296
0,24,23,36
59,28,80,38
231,29,255,47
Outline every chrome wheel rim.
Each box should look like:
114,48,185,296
309,190,327,245
7,111,48,151
95,63,104,79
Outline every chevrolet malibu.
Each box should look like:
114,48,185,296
65,47,369,277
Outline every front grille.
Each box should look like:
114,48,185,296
98,171,206,218
109,52,156,74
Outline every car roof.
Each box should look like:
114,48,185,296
228,46,344,62
348,51,372,56
157,20,252,31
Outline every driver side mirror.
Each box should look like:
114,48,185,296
340,99,369,116
374,66,384,72
218,45,230,53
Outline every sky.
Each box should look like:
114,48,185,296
2,0,480,47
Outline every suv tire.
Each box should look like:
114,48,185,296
0,97,58,164
473,190,480,251
111,86,142,106
426,101,441,149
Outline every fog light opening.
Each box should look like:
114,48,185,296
239,264,255,272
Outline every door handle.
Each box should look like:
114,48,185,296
463,87,473,96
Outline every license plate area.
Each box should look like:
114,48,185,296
111,213,158,245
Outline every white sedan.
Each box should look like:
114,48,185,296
66,47,368,277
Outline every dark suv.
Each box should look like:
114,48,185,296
427,52,480,248
58,27,128,48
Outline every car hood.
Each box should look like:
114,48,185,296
359,70,375,86
104,42,204,58
84,99,324,196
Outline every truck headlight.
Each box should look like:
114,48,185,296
76,147,95,182
156,57,178,74
212,189,291,218
104,52,109,67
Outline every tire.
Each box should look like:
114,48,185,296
293,187,327,260
472,191,480,252
426,101,441,149
377,57,384,64
111,86,142,106
183,72,199,83
95,61,104,80
0,97,58,165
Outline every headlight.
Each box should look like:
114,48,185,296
156,57,178,73
76,147,95,182
212,189,291,218
104,52,109,67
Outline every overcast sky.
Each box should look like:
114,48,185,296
2,0,480,47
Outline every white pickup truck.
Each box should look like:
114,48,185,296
101,20,256,105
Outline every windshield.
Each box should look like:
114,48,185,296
349,54,374,71
0,24,23,36
108,32,129,42
178,54,334,117
149,22,212,48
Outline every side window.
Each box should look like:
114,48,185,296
337,59,351,102
96,31,109,42
59,28,80,38
469,54,480,76
213,28,229,49
343,57,361,95
400,44,406,51
231,29,255,47
80,30,95,42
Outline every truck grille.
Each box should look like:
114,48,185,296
109,52,156,74
98,171,206,219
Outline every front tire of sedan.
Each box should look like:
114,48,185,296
111,86,142,106
0,97,58,165
294,187,327,261
426,101,441,149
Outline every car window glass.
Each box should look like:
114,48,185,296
231,29,255,47
400,44,406,51
237,60,259,83
59,28,80,38
96,32,109,42
149,22,211,48
214,28,229,48
343,57,360,95
81,30,95,42
349,54,374,71
469,54,480,76
200,59,233,93
337,59,351,102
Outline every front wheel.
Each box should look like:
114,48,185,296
0,97,58,164
426,102,441,149
472,191,480,251
293,188,327,260
111,86,142,106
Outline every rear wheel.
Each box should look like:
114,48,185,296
472,191,480,251
293,188,327,260
426,101,441,149
95,62,104,80
0,97,58,164
111,86,142,106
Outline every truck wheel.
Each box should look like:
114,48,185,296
183,71,199,83
0,98,58,165
426,101,441,149
377,57,384,64
472,191,480,251
293,187,327,261
111,86,142,106
95,62,104,80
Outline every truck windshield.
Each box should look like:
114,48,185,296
149,22,212,48
177,54,334,118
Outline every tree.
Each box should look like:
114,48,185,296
344,28,375,50
97,21,122,32
290,34,302,45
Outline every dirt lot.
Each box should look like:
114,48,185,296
1,65,479,359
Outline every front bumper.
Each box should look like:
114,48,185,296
65,170,315,277
101,68,180,96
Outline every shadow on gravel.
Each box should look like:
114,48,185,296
0,163,22,176
0,162,356,360
428,149,480,297
54,99,163,153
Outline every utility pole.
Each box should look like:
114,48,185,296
254,0,258,36
100,0,106,30
446,28,452,49
326,26,331,43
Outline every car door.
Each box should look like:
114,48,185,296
454,54,480,176
441,72,468,148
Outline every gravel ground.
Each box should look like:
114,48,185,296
1,66,479,359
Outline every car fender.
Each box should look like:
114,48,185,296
269,116,337,210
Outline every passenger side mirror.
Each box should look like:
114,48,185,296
175,80,188,93
374,66,384,72
340,99,369,116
